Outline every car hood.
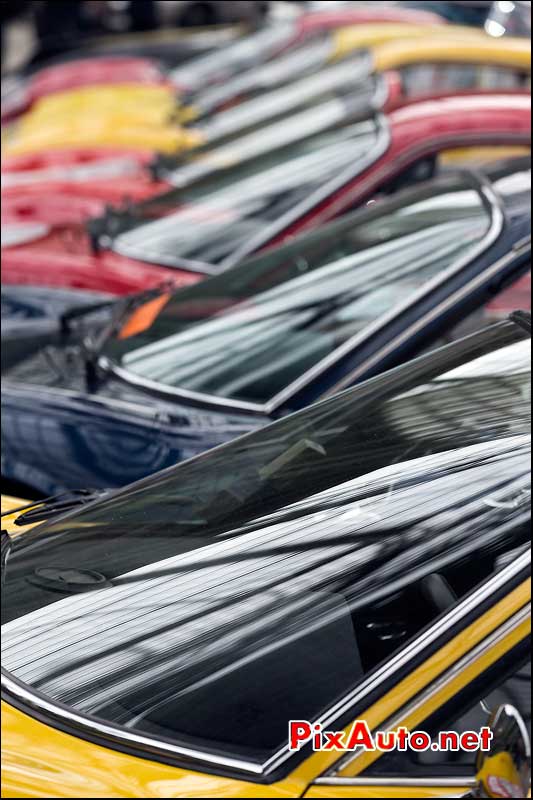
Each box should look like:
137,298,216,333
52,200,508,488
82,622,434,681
1,285,115,372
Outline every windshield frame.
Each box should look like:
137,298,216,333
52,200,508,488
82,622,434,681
100,169,505,416
109,112,391,274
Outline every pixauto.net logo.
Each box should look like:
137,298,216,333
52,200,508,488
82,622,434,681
288,720,493,753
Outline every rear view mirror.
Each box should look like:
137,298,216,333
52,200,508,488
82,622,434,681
471,704,531,798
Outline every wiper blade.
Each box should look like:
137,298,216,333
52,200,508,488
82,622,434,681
1,488,110,526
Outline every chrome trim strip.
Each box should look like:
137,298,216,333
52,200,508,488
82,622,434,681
100,357,267,415
314,777,476,788
266,172,505,412
1,539,529,779
263,549,531,774
0,670,263,774
326,604,531,778
323,235,531,398
220,114,391,269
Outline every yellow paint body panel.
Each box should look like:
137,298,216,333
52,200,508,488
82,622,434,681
20,84,178,128
1,703,300,799
372,34,531,72
332,22,489,60
2,84,204,156
1,495,42,535
3,120,204,156
440,145,531,166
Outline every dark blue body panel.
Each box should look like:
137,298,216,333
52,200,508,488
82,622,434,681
2,166,530,495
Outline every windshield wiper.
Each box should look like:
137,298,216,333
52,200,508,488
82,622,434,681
0,488,111,527
59,297,117,338
86,201,146,253
80,281,176,390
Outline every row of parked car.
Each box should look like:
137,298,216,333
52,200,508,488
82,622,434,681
1,4,531,798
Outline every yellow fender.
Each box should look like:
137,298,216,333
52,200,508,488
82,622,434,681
332,21,490,60
372,34,531,72
1,495,42,535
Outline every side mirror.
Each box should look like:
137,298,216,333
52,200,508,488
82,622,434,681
471,704,531,798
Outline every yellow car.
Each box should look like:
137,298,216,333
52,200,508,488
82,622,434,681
4,23,528,157
1,314,531,798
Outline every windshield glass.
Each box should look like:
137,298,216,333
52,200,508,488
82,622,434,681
193,35,338,117
2,320,530,765
168,22,297,93
163,85,377,190
110,116,384,270
106,172,491,405
186,52,372,147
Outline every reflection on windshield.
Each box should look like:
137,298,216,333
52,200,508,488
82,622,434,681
2,322,531,762
193,52,371,145
168,23,296,93
111,117,383,270
194,36,337,117
111,176,490,404
165,89,372,190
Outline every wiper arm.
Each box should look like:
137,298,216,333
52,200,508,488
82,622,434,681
0,488,111,527
59,298,117,338
80,281,175,390
86,201,144,253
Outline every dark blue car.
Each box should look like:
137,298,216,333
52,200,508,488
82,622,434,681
1,158,530,496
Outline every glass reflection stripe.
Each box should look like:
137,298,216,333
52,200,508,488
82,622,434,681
2,547,529,780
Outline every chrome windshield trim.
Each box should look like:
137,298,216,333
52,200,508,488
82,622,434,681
327,604,531,777
314,776,476,787
99,170,506,417
265,170,505,412
0,669,264,775
220,113,391,269
99,357,268,415
323,234,531,397
2,547,529,780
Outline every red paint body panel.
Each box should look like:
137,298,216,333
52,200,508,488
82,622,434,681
2,147,155,173
2,179,167,221
383,85,532,113
486,273,531,316
296,5,445,36
267,93,532,245
1,229,201,294
2,94,530,296
2,195,107,226
30,57,166,101
1,147,160,201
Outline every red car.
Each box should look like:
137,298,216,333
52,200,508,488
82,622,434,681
0,4,444,121
2,92,530,295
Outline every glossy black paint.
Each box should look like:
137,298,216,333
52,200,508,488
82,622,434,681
1,285,114,372
1,163,530,495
